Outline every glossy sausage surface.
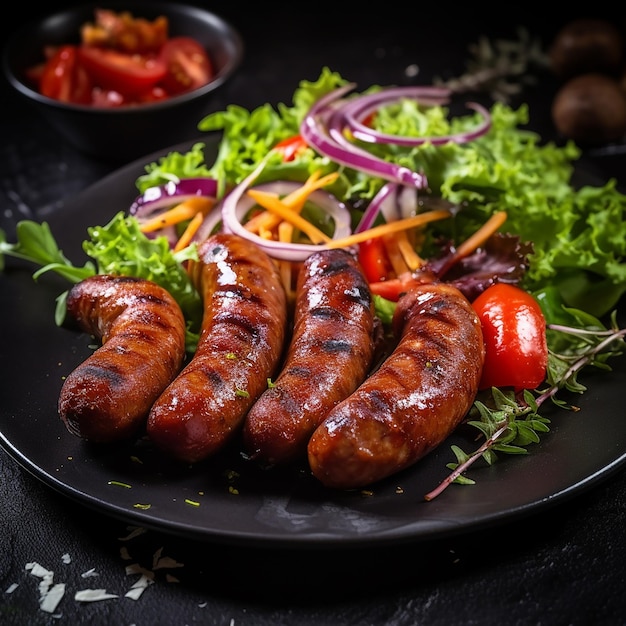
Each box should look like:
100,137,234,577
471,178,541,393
307,282,485,489
243,248,376,466
58,275,187,443
146,233,288,463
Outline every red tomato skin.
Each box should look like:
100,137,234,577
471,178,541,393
77,45,167,96
39,45,92,104
274,135,308,161
158,36,213,95
472,283,548,391
358,238,394,283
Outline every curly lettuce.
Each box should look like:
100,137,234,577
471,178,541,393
135,67,626,316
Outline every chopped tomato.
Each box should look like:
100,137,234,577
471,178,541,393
158,37,213,95
471,283,548,391
90,88,126,107
358,237,394,283
274,135,308,162
39,45,92,104
368,271,435,302
81,9,168,53
76,45,167,96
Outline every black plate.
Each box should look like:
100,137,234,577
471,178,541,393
2,136,626,549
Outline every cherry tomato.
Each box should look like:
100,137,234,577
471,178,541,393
358,237,394,283
158,37,213,95
77,45,167,96
471,283,548,391
39,45,92,104
274,134,308,161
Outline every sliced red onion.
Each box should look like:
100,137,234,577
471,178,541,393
220,161,352,262
339,86,451,144
129,178,219,220
299,85,428,189
344,95,492,146
354,182,399,233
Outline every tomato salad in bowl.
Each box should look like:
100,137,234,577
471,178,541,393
24,8,214,107
2,67,626,497
2,2,243,160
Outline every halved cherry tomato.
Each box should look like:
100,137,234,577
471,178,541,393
368,272,437,302
358,237,394,283
158,36,213,95
76,45,167,96
39,45,92,104
471,283,548,391
274,134,308,162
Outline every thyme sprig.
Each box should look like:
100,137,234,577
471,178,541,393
424,310,626,501
434,27,550,103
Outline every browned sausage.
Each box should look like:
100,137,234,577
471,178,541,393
307,282,485,489
243,248,377,466
58,275,187,443
146,233,288,463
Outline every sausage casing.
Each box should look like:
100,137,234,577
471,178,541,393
146,233,288,463
243,248,376,466
307,282,485,489
58,275,187,442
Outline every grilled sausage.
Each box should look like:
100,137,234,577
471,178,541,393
146,233,288,463
307,282,485,489
243,248,377,466
58,275,187,443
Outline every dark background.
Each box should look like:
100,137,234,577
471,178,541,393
2,3,626,625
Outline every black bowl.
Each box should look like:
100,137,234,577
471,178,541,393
2,1,244,162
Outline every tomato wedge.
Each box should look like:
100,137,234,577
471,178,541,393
471,283,548,391
39,45,92,104
159,36,213,95
77,45,167,96
274,134,308,162
358,237,394,283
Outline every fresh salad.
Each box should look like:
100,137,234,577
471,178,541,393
2,66,626,498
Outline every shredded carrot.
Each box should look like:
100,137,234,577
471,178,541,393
277,221,295,300
140,197,215,233
280,171,339,212
246,189,331,244
383,233,411,276
245,210,281,234
451,211,508,261
327,209,451,250
395,230,425,271
244,170,339,235
174,211,204,252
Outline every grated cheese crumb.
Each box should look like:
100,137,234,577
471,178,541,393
120,546,132,560
5,583,18,594
81,568,98,578
40,583,65,613
154,556,184,570
74,589,119,602
118,526,146,541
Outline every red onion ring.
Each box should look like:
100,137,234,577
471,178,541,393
344,96,492,146
300,84,493,189
299,85,429,189
220,160,352,262
129,178,218,220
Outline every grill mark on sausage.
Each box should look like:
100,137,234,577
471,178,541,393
307,282,485,489
243,248,376,466
146,233,288,464
58,275,187,443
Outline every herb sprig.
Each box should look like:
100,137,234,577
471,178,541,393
424,309,626,501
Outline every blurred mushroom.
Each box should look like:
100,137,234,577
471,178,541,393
552,73,626,144
549,18,624,79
